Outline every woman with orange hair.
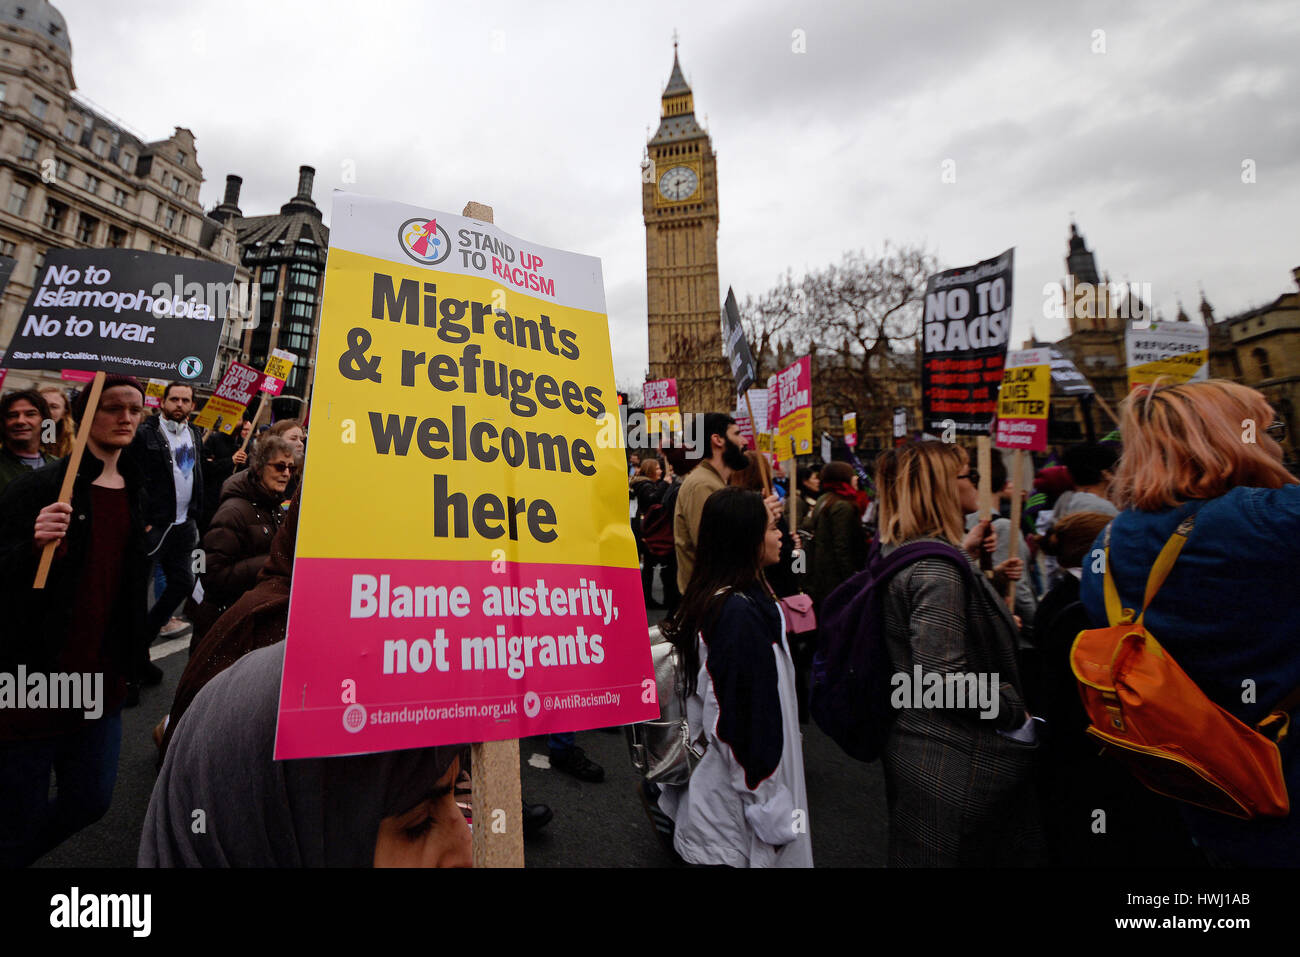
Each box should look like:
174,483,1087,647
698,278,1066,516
1080,379,1300,866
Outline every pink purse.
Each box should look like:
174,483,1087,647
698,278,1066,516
779,593,817,635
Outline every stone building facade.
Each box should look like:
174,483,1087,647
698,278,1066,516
642,45,732,414
1042,222,1297,462
0,0,245,394
209,166,328,419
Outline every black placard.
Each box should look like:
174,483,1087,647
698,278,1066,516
1,249,235,383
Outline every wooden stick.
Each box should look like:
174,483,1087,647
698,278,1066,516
1006,449,1024,608
240,395,268,453
1091,390,1121,427
976,436,994,580
787,434,796,535
34,371,105,589
463,199,524,869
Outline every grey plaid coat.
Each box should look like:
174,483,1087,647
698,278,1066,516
880,537,1045,867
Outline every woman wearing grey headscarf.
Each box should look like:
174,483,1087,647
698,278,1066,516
139,641,470,867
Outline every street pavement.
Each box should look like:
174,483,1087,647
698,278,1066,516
36,606,888,869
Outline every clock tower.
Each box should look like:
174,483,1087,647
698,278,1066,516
643,43,732,415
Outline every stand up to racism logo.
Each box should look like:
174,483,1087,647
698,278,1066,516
398,217,452,266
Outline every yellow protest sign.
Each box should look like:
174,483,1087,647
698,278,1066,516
274,193,656,760
1126,322,1209,390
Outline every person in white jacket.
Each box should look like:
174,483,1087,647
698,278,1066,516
656,486,813,867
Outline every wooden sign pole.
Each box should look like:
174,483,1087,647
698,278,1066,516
1091,391,1121,428
464,200,524,869
743,391,768,496
240,395,269,453
976,436,995,580
787,435,797,536
1005,449,1024,608
34,370,106,589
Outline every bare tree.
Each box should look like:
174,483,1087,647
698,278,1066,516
739,243,939,447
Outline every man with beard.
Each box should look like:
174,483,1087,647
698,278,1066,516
673,413,753,593
129,382,204,702
0,390,55,496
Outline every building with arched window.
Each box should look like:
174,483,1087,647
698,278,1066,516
209,166,328,419
0,0,246,394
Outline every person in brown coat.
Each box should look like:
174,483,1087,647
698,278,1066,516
161,489,300,760
188,434,293,646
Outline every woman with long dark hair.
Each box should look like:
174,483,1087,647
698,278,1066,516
654,486,812,867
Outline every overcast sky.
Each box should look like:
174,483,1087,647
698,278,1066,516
56,0,1300,389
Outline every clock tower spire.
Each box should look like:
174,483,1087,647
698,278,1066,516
644,41,731,416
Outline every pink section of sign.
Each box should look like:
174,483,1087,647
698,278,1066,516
274,558,658,759
261,374,285,396
61,369,95,382
995,417,1047,451
775,355,811,427
642,377,678,411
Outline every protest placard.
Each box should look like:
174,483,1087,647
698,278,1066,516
893,406,908,442
273,193,657,760
193,362,262,432
1,249,235,382
143,378,168,410
995,348,1051,452
642,376,680,440
734,387,768,450
723,287,757,394
261,347,296,396
842,411,857,448
920,248,1014,435
1126,321,1209,390
772,355,812,461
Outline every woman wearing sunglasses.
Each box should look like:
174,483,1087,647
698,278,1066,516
189,435,295,647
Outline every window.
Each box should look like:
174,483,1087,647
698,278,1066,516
7,182,29,214
92,137,106,157
31,95,47,120
176,149,185,165
163,206,176,230
1254,347,1273,380
0,240,15,258
107,225,126,248
84,173,100,195
111,187,127,207
119,151,133,171
20,134,39,160
0,81,6,102
62,117,77,139
32,250,44,284
54,158,69,180
42,199,66,232
76,213,96,243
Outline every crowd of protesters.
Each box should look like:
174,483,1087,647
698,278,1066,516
637,378,1298,868
1,372,1297,869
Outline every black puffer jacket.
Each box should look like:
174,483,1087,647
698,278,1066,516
199,470,285,613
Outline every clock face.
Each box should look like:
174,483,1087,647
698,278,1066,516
658,165,698,201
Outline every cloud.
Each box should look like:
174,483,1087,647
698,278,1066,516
52,0,1300,383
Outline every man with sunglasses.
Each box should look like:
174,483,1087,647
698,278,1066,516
0,376,152,866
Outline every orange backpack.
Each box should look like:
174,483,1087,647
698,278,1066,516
1071,512,1298,820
